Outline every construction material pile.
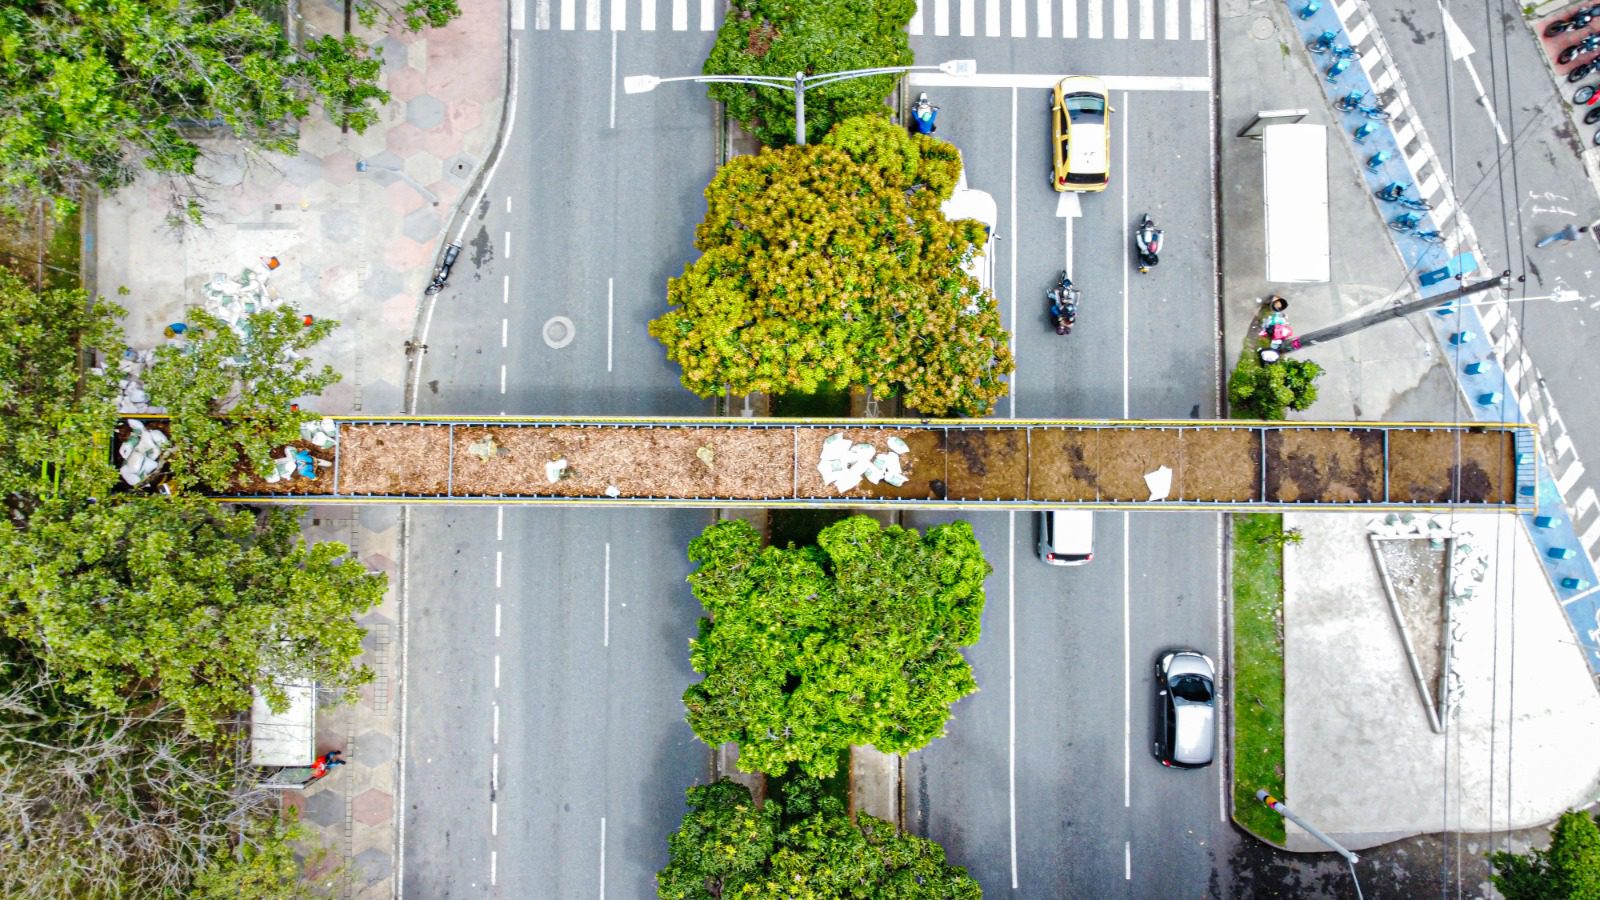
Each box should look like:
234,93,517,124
200,268,291,363
117,419,169,486
816,433,910,493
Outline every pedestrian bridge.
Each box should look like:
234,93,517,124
142,415,1539,512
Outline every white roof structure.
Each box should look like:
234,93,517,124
250,679,316,767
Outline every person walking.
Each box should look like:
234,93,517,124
1535,223,1590,248
308,749,346,781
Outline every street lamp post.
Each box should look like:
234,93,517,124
624,59,977,145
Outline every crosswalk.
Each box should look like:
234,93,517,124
527,0,1208,40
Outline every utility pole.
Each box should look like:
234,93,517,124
1283,270,1511,353
1257,790,1365,899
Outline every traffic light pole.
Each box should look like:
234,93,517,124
1283,271,1511,353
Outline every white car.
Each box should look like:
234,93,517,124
1037,509,1094,566
941,171,998,313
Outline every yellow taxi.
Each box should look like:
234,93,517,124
1051,76,1112,192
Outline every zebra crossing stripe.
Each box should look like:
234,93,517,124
586,0,600,30
1038,0,1054,36
641,0,655,30
701,0,712,29
1140,0,1154,38
611,0,625,30
1089,0,1104,38
987,0,1001,36
1190,0,1205,39
673,0,686,30
1064,0,1078,36
1114,0,1128,38
912,1,925,33
936,0,950,35
962,0,977,36
1013,0,1028,36
1165,0,1179,39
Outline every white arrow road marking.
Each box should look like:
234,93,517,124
1440,4,1509,146
1056,191,1082,274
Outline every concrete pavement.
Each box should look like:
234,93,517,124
1221,0,1600,862
90,0,507,895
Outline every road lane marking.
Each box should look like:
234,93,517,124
496,550,503,587
604,542,611,647
500,364,507,395
1125,841,1131,879
491,850,497,886
1089,0,1103,37
599,817,608,898
506,195,512,213
961,0,975,35
495,603,502,637
1124,511,1131,808
1189,0,1204,39
517,0,530,29
1008,511,1019,890
641,0,655,29
504,230,511,257
673,0,686,30
1064,0,1077,37
1216,513,1226,821
607,277,615,372
1113,0,1127,38
610,0,624,30
501,318,508,348
609,31,617,129
1139,0,1153,38
1038,0,1053,37
909,73,1212,92
587,0,599,30
986,0,1000,36
1009,86,1018,420
1164,0,1178,39
911,0,924,33
936,0,950,35
1012,0,1026,35
497,505,504,540
492,703,500,744
563,0,575,29
492,800,498,834
503,274,509,304
494,654,500,689
1121,91,1130,421
701,0,712,30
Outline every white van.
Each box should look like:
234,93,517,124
1037,509,1094,566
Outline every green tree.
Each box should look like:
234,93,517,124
704,0,916,147
682,516,988,779
144,304,339,492
657,778,981,900
1228,354,1323,420
192,808,339,900
650,115,1013,417
1490,810,1600,900
0,1,458,214
0,494,383,737
0,267,124,509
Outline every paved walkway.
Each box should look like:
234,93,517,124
1221,0,1600,854
88,0,507,895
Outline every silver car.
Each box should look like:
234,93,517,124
1154,650,1216,769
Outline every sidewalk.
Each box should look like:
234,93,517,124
1220,0,1600,851
89,1,508,896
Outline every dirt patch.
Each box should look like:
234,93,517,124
1387,429,1514,504
452,425,795,498
1180,428,1260,502
945,428,1028,500
1373,536,1448,721
794,427,943,500
1029,429,1098,501
1095,429,1182,501
339,424,451,495
1264,428,1383,503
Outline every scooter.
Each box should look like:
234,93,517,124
1135,214,1163,273
911,92,939,135
1048,272,1079,335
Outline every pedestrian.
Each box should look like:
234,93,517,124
261,255,281,270
1535,224,1590,248
309,749,346,780
162,322,187,339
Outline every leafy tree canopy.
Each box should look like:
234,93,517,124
0,493,383,738
1490,809,1600,900
0,0,459,214
651,115,1013,417
704,0,916,147
144,304,339,493
657,778,981,900
0,266,125,510
1228,354,1322,420
682,516,988,779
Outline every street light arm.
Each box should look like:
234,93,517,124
624,73,797,94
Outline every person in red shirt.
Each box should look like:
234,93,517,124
309,749,346,780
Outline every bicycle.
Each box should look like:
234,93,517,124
1307,29,1338,52
1334,89,1392,120
1374,182,1433,211
1389,212,1424,233
1414,230,1445,244
1576,84,1599,106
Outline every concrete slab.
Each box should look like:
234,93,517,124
1284,511,1600,850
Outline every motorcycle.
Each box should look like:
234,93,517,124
1560,33,1600,65
1048,272,1079,335
910,92,939,135
1135,214,1163,273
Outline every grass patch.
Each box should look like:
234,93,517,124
769,385,850,418
1232,513,1288,844
768,508,851,550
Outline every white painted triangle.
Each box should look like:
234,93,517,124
1056,191,1083,218
1440,5,1473,61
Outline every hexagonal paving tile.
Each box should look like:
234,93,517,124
406,94,446,131
384,236,433,271
385,122,426,158
302,786,345,827
362,264,403,301
320,151,359,186
442,153,477,184
385,179,429,216
321,209,361,245
355,729,395,767
353,846,392,887
447,98,483,134
382,293,418,332
375,35,406,67
402,152,443,192
279,153,325,187
351,788,392,827
401,206,440,243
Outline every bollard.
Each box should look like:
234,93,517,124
1535,515,1557,529
1367,150,1392,171
1549,547,1576,560
1353,122,1377,143
1476,391,1501,406
1450,331,1475,345
1563,577,1592,591
1299,0,1322,18
1464,361,1485,375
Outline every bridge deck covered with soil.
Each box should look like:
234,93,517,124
165,416,1539,511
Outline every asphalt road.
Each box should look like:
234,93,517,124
402,5,1234,897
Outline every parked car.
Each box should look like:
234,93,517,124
1051,76,1112,192
1036,509,1094,566
941,169,998,313
1154,649,1215,768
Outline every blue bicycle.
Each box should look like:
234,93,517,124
1335,89,1392,121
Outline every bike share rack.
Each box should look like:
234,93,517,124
1293,0,1600,675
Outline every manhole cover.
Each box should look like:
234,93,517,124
543,316,575,349
1251,16,1276,39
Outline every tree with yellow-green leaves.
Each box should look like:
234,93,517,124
649,114,1014,417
